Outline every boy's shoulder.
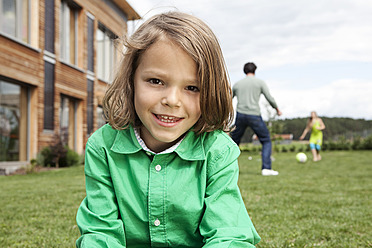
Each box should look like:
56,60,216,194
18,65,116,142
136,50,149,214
87,124,131,148
88,123,116,139
199,130,241,167
176,129,240,161
201,130,239,154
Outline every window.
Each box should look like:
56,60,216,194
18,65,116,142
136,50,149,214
97,106,106,129
44,61,55,130
45,0,55,53
87,79,94,134
60,95,77,149
97,24,118,82
0,80,28,161
60,0,79,65
0,0,29,43
60,96,70,145
87,15,94,72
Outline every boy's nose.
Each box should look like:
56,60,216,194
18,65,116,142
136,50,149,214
161,88,181,108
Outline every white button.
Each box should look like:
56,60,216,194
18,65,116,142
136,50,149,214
154,219,160,226
155,164,161,171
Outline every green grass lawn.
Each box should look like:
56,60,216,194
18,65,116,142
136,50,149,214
0,166,85,248
0,150,371,247
239,150,372,248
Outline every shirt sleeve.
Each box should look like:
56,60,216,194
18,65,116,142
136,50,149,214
199,145,261,247
261,81,278,109
76,141,126,248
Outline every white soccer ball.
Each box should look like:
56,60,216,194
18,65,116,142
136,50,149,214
296,152,307,163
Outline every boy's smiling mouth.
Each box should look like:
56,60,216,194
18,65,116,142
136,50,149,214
154,114,183,123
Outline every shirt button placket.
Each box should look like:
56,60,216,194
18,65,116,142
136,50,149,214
153,165,162,230
148,158,166,245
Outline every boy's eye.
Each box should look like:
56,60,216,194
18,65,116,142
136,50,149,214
186,85,200,92
148,78,163,85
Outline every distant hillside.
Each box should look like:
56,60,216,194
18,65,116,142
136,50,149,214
238,117,372,143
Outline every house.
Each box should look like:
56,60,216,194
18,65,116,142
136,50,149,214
0,0,140,174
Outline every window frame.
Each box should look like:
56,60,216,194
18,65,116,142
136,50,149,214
96,23,118,83
0,0,30,43
60,0,79,65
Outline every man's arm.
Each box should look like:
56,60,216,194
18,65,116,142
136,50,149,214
261,81,278,111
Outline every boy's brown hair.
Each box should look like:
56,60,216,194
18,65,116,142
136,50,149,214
103,11,233,133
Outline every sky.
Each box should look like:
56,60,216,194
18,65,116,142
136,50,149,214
126,0,372,120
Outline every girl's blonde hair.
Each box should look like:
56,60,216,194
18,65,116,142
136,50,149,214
103,11,234,133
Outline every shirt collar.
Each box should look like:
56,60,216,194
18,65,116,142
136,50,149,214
133,128,183,155
174,130,205,161
110,125,142,154
110,125,205,161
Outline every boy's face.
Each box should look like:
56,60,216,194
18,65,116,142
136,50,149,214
133,38,201,153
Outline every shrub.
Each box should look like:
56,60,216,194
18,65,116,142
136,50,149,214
26,159,38,174
352,136,363,150
274,145,281,153
67,148,81,166
79,153,85,165
58,148,80,167
37,146,80,167
35,133,82,168
298,146,304,152
40,146,54,167
322,142,328,151
362,135,372,150
336,136,351,150
240,145,250,152
327,141,337,151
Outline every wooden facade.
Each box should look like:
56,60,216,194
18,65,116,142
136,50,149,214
0,0,140,168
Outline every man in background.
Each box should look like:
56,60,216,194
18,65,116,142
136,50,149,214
231,62,282,176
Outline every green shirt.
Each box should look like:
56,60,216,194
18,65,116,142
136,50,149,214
233,76,278,116
76,124,260,247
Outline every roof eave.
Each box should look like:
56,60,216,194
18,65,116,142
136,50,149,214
113,0,141,20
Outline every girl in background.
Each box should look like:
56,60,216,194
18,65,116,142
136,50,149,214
300,111,326,161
